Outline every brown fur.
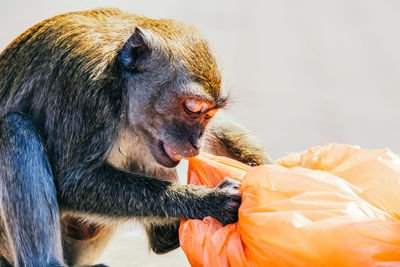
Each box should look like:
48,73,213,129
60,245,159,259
0,8,272,266
0,8,221,98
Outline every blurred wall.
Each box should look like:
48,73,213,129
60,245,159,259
1,0,399,158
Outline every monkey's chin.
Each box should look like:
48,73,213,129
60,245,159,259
147,141,181,168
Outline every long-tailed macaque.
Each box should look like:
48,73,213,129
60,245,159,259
0,8,272,267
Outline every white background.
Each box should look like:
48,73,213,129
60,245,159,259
1,0,399,266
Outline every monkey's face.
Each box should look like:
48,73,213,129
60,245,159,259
120,27,226,168
128,89,221,168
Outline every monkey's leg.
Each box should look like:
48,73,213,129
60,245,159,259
144,218,180,254
204,112,274,165
61,220,116,266
0,114,106,267
0,113,64,267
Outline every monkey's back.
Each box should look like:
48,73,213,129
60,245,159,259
0,8,219,175
0,8,146,173
0,9,140,112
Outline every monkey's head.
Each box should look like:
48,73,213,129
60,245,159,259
119,23,227,168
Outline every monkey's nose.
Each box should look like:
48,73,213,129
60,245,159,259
189,134,200,150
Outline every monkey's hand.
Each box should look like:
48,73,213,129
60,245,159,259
207,177,242,225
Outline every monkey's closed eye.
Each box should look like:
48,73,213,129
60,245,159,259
183,99,206,114
183,99,208,116
183,99,217,120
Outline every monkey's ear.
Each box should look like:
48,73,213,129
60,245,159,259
119,27,151,73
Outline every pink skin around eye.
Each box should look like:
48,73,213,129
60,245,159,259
184,99,209,113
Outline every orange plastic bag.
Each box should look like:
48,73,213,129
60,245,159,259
179,144,400,267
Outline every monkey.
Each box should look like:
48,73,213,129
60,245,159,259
0,8,272,267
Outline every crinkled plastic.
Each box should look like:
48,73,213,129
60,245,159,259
179,144,400,267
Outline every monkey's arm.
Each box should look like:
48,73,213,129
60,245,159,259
58,163,240,226
204,112,274,165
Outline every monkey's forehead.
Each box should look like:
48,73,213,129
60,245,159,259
169,40,223,99
173,40,222,100
181,41,222,100
182,82,228,108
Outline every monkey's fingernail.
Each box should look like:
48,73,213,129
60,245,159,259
163,144,184,161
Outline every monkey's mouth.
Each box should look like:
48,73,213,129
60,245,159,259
149,141,184,168
162,143,184,162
